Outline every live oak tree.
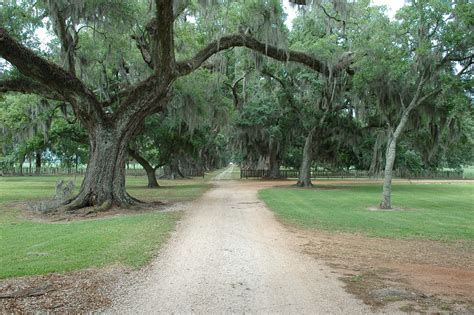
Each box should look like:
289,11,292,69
1,0,354,209
353,0,473,208
0,94,56,174
231,67,294,178
289,3,355,187
129,69,232,187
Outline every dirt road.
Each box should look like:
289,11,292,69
108,168,376,313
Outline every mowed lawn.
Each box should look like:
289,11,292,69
0,176,209,279
259,182,474,241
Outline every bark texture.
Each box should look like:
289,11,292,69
267,139,281,179
65,126,135,210
369,132,384,177
296,129,315,187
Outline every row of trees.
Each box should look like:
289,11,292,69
0,0,472,209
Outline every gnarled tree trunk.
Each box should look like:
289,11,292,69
65,125,137,210
296,128,315,187
35,151,42,175
369,132,384,177
18,153,26,176
267,139,280,179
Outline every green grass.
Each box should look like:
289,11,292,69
0,175,209,279
259,182,474,241
204,164,241,180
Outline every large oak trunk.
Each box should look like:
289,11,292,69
296,129,314,187
268,158,281,179
65,126,136,210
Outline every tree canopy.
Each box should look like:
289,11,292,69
0,0,472,210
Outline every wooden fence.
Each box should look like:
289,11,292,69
1,167,205,178
0,167,86,176
240,169,464,180
126,168,205,177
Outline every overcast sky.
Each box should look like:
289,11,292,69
283,0,406,29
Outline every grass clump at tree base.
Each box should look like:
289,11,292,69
259,182,474,241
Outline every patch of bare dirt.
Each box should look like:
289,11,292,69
0,266,129,314
290,227,474,313
366,206,413,211
12,200,176,223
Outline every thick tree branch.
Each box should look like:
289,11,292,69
0,78,65,101
150,0,176,76
0,29,104,124
176,34,354,77
128,147,155,172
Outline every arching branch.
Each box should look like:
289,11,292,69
260,68,287,89
176,34,354,77
0,78,65,101
128,147,156,172
0,28,104,123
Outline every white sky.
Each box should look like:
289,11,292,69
283,0,406,29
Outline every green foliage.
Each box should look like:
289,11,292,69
0,94,88,171
1,0,473,179
130,69,233,170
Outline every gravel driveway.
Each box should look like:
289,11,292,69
108,167,374,314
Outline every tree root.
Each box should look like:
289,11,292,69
294,181,314,188
0,284,55,299
379,202,392,210
61,192,143,212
